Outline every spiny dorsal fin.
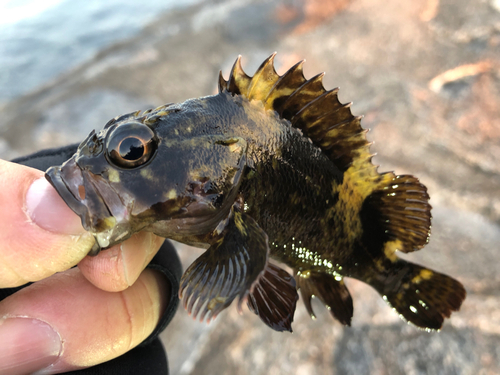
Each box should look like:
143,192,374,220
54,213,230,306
219,53,372,173
220,55,432,256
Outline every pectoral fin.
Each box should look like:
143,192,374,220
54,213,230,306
247,263,299,332
179,209,269,322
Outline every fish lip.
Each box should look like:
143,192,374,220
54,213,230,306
45,164,90,223
45,157,114,233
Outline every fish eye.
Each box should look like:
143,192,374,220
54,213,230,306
106,122,157,168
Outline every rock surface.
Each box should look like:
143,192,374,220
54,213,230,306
1,0,499,374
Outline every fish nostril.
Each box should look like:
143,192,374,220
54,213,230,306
78,185,86,200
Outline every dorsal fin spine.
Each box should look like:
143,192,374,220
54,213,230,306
264,60,306,111
228,55,251,96
287,73,326,102
218,71,227,93
278,73,327,122
294,88,340,118
246,52,278,101
292,90,344,129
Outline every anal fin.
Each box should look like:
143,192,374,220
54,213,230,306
179,209,269,322
247,263,299,332
295,272,353,326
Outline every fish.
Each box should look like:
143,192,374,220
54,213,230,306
45,53,466,332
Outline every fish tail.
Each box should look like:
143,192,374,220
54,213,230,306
369,259,466,330
356,174,465,329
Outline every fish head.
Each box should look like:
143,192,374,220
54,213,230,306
45,108,247,254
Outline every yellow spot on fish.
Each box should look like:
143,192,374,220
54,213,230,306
420,269,433,279
412,269,434,284
140,168,155,180
103,216,117,229
383,240,402,262
108,169,120,183
166,189,177,200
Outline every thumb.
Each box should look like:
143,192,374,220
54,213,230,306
0,160,94,287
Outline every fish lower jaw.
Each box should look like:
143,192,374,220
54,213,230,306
88,224,130,256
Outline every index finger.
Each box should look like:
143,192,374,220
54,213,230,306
0,160,95,287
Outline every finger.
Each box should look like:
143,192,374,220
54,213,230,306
0,160,95,287
78,232,165,292
0,266,170,374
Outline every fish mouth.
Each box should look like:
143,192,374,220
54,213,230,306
46,156,131,254
46,160,91,222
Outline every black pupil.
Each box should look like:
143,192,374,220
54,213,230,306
119,137,145,160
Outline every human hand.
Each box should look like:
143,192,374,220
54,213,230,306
0,159,169,374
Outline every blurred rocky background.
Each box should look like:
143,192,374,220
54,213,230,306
1,0,499,374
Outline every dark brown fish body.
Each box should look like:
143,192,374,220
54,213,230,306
46,54,465,332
